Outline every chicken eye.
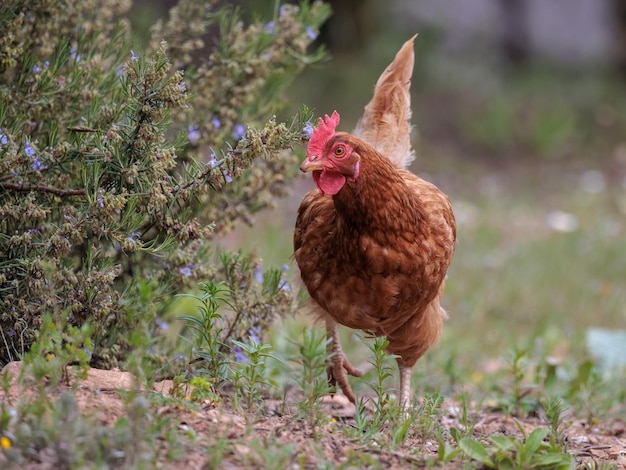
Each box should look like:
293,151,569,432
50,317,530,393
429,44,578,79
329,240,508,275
334,145,346,157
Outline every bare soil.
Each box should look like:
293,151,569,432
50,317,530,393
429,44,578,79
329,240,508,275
1,362,624,469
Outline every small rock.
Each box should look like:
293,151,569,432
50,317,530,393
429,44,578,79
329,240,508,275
570,435,590,445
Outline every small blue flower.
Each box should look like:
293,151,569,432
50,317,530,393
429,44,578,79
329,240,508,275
282,264,289,272
179,265,193,277
43,61,49,68
97,194,104,208
128,231,141,243
188,125,201,144
84,348,93,360
130,50,139,62
305,27,318,41
0,130,7,145
8,328,15,337
209,152,219,168
233,346,248,363
248,326,261,344
255,266,264,284
70,47,81,62
115,65,125,76
178,81,187,92
303,122,314,139
223,169,233,183
264,21,275,34
232,124,245,141
31,156,45,171
279,280,291,292
24,141,35,157
279,4,288,16
156,320,169,332
212,116,221,129
33,64,40,73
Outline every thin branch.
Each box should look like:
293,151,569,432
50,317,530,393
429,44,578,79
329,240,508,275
1,181,86,197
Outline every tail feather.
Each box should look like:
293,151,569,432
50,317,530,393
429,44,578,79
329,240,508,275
354,34,417,170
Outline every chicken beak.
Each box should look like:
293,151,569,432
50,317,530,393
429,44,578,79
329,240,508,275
300,157,324,173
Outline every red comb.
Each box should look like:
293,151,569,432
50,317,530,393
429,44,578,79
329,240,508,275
307,111,340,157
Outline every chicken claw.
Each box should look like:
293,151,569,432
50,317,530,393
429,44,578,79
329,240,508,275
327,320,362,404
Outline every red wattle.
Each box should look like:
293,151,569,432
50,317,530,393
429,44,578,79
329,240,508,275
313,170,346,196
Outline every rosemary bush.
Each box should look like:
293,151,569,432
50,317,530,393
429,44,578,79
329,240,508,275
0,0,329,367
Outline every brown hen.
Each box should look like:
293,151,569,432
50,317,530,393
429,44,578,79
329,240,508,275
293,35,456,408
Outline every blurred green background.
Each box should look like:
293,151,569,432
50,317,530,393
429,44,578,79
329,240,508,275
135,0,626,392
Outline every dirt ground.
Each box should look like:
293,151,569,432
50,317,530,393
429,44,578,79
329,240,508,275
1,362,624,469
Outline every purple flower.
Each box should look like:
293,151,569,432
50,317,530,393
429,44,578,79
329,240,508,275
223,169,233,183
255,266,264,284
24,141,35,157
70,47,81,62
130,50,139,62
232,124,245,141
116,65,125,76
188,125,201,144
97,193,104,208
0,130,7,145
279,280,291,292
248,326,261,344
279,5,288,16
8,328,15,337
33,64,40,73
212,116,221,129
264,21,275,34
84,348,93,360
128,231,141,243
156,320,169,332
43,61,49,68
282,264,289,272
178,81,187,92
179,265,193,277
31,157,45,171
305,27,318,41
208,152,219,168
233,346,248,363
303,122,314,139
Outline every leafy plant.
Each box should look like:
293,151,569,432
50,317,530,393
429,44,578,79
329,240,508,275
542,396,569,451
458,422,575,469
415,392,445,440
363,335,401,424
0,0,330,367
497,345,539,417
231,335,275,413
290,328,333,427
177,281,233,386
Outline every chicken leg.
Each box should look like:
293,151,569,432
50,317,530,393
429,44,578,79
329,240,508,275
398,363,413,409
326,318,362,404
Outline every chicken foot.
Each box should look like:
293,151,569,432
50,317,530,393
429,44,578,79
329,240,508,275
326,319,362,404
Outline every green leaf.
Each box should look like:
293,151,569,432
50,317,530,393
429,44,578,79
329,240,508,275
524,427,550,456
490,435,516,452
449,427,462,443
438,441,462,463
459,437,495,467
532,452,575,469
